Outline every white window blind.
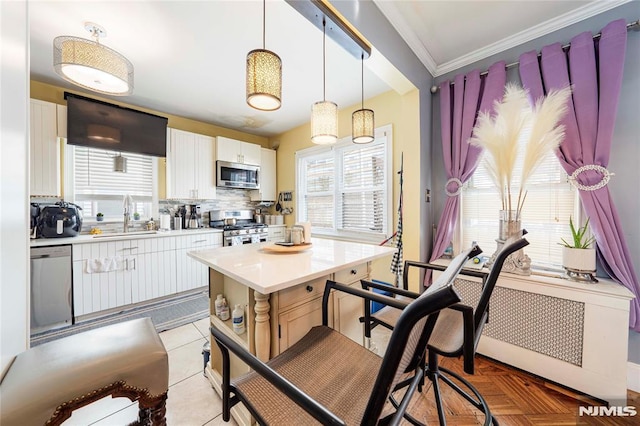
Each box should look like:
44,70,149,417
301,153,334,229
296,125,392,242
461,149,577,269
72,146,154,218
339,143,385,233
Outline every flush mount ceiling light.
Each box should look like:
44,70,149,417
246,0,282,111
311,19,338,145
352,54,375,144
53,22,134,96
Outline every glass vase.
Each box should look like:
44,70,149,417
499,210,521,241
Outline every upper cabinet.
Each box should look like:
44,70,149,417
250,148,276,202
216,136,261,165
30,99,61,197
166,128,216,200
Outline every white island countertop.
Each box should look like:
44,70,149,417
187,238,396,294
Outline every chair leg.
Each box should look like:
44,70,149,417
434,365,494,426
138,393,167,426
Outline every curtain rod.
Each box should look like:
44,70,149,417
430,18,640,94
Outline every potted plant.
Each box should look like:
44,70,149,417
560,216,596,272
133,212,140,221
96,212,104,222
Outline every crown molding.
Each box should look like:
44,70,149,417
372,0,438,76
434,0,633,77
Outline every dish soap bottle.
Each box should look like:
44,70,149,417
214,294,224,318
232,304,245,334
219,298,230,321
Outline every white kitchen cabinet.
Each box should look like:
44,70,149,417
72,240,137,317
30,99,61,197
332,263,369,345
250,148,276,202
166,128,216,200
216,136,261,166
56,104,67,139
71,231,222,319
176,232,223,294
275,276,331,353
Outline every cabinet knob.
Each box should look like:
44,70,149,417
306,285,313,292
350,269,357,275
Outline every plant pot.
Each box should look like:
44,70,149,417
96,216,104,222
562,247,596,272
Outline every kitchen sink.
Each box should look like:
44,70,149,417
93,230,158,238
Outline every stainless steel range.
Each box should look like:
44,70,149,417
210,210,268,247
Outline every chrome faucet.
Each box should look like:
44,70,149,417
123,194,133,233
123,212,131,233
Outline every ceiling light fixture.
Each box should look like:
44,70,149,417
113,153,127,173
246,0,282,111
352,54,375,144
53,22,134,96
311,19,338,145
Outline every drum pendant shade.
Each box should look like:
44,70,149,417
311,19,337,145
53,24,133,96
246,49,282,111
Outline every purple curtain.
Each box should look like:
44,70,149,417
429,62,506,265
520,19,640,331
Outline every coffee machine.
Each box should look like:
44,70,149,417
186,204,202,229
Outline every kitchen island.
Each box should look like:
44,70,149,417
188,238,395,425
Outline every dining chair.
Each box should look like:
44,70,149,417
210,246,480,425
360,236,529,425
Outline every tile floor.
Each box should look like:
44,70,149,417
62,318,236,426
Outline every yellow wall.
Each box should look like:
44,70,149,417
30,80,270,198
270,88,421,289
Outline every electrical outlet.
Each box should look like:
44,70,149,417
425,189,431,202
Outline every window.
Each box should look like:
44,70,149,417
296,125,393,243
459,148,578,270
65,144,157,219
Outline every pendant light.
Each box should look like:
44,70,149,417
53,22,134,96
246,0,282,111
113,153,127,173
352,54,375,144
311,19,338,145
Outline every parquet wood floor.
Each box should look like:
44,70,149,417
393,355,639,425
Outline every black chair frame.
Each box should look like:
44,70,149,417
361,237,529,426
210,247,481,426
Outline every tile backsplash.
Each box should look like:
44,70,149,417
159,187,265,225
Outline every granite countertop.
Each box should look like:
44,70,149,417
30,227,223,247
187,237,396,294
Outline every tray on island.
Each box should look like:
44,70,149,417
261,242,313,254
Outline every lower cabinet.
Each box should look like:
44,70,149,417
332,262,369,345
273,262,370,355
72,232,222,318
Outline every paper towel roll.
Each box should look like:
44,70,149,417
295,222,311,243
160,214,171,230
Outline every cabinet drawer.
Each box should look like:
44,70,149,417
278,276,328,310
334,263,369,284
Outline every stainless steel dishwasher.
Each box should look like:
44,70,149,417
30,245,73,334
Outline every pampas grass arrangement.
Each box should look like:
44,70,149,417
469,83,571,223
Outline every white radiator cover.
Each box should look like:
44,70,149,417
433,265,634,406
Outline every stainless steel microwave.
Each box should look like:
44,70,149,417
216,160,260,189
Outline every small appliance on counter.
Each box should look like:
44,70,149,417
35,201,83,238
186,204,203,229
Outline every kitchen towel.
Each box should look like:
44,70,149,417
86,256,123,273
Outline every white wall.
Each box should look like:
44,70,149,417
1,0,29,376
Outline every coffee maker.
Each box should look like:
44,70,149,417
187,204,202,229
